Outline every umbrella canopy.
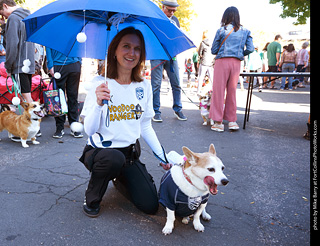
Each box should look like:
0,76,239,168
23,0,195,60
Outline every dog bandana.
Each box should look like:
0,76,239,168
159,170,209,217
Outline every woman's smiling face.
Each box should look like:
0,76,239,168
115,34,141,72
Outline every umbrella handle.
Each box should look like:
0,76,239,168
102,99,109,105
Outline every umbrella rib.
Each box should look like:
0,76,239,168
71,10,109,24
147,17,188,42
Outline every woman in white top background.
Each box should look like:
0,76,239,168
79,27,171,217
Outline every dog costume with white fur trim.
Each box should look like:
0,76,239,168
159,169,209,217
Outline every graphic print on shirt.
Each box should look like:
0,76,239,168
108,103,144,122
108,86,145,122
136,87,144,100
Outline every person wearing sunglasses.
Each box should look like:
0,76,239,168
150,0,187,122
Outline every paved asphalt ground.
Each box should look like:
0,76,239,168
0,76,311,245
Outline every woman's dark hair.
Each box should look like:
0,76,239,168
107,27,146,82
286,43,295,52
221,6,241,32
262,42,270,52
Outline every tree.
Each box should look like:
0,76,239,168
15,0,25,4
269,0,310,25
151,0,196,32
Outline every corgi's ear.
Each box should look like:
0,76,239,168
182,146,199,165
209,144,216,155
20,101,29,110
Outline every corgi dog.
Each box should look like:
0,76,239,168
199,91,213,126
159,144,228,235
0,102,45,148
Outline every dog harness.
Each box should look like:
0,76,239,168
159,170,209,217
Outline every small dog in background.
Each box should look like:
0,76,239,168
199,90,213,126
0,101,45,148
159,144,229,235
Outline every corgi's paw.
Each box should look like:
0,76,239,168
193,220,205,232
32,140,40,145
21,140,29,148
201,211,211,221
163,208,175,235
202,121,208,126
182,217,190,224
22,143,29,148
162,225,173,235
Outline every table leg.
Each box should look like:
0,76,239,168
243,76,254,129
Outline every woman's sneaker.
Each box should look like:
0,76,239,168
211,123,224,132
228,122,239,131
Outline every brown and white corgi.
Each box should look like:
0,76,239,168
199,90,213,126
159,144,228,235
0,102,45,148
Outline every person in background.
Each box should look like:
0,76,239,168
279,43,297,91
197,30,215,95
150,0,187,122
304,50,310,85
0,29,5,63
192,48,199,81
34,44,44,76
261,42,269,89
185,58,193,84
247,46,263,92
210,6,254,132
267,35,282,89
0,0,35,103
296,41,309,88
46,48,82,139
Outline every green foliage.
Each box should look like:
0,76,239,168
270,0,310,25
151,0,196,32
15,0,25,4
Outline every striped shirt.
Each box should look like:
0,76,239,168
296,49,309,66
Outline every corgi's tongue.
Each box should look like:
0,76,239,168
204,176,218,195
34,110,45,118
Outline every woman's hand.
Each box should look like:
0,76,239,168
160,163,172,171
96,82,110,106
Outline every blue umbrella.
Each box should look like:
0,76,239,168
23,0,195,60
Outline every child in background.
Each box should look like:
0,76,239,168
184,58,193,87
185,58,193,84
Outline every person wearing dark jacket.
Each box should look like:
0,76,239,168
0,0,35,103
197,30,215,95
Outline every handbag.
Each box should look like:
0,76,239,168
43,77,68,116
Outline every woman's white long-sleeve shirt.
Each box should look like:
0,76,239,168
81,76,165,161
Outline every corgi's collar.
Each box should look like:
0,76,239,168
182,157,194,186
199,102,208,109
